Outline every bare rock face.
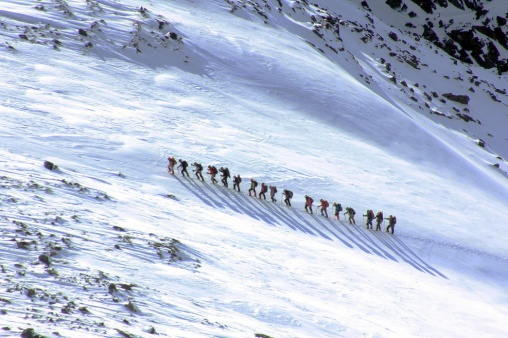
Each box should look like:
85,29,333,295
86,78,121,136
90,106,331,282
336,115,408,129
382,1,508,74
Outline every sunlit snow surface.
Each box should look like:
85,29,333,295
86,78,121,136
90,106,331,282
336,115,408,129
0,0,507,337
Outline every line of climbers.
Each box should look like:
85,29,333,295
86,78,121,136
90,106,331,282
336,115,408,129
168,156,397,234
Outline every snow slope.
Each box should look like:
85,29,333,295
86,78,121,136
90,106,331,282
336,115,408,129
0,0,507,337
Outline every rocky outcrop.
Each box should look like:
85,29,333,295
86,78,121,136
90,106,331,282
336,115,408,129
380,0,508,73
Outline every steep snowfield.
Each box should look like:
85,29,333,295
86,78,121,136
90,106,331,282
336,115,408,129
0,0,507,337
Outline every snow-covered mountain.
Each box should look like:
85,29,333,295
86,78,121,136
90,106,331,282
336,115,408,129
1,0,507,337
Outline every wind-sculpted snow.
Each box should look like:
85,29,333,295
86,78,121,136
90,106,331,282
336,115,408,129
0,0,508,337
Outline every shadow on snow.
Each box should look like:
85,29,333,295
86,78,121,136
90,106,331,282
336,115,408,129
175,176,447,278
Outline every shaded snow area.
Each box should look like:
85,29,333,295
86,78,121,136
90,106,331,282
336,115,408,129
1,0,508,337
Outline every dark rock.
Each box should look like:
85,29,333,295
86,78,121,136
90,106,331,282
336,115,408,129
422,25,439,43
43,161,56,170
156,19,166,30
435,0,448,7
488,91,501,102
487,41,500,64
475,9,489,20
442,93,470,104
449,0,464,10
496,16,507,27
443,39,458,57
385,0,402,10
497,61,508,75
448,29,478,51
404,54,420,69
458,49,473,64
457,113,475,123
388,32,398,41
78,28,88,37
361,1,371,11
21,328,48,338
108,283,118,294
38,254,50,266
16,241,32,249
167,32,178,40
474,25,494,39
494,27,508,49
410,0,436,14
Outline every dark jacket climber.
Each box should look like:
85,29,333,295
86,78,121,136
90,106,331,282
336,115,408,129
364,209,375,229
283,189,293,207
233,175,242,192
177,159,189,177
375,211,384,231
192,162,204,181
219,167,230,187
